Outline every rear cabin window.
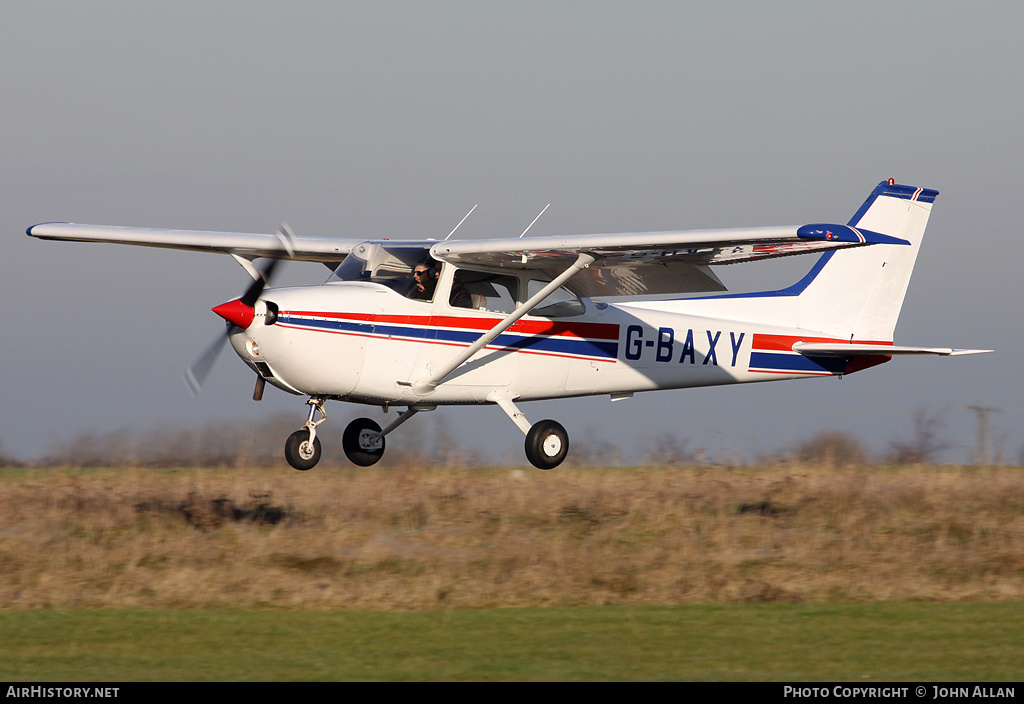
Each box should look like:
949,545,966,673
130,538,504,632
450,270,518,314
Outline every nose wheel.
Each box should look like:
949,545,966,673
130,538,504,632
285,398,327,471
285,430,322,471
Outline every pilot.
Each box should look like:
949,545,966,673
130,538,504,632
407,259,439,301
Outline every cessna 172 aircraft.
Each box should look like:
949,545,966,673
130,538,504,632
28,180,989,470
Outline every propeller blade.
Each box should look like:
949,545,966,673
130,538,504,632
184,329,229,396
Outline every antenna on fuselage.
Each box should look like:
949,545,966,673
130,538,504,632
519,203,550,238
445,204,478,241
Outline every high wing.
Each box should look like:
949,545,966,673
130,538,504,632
431,223,909,297
26,222,360,265
28,220,907,297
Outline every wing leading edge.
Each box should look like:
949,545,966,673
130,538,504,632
26,222,360,265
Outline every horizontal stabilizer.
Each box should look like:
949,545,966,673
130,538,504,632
793,343,992,357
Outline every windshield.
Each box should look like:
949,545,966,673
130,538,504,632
327,243,434,295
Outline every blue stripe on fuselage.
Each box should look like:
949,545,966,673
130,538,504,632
277,315,618,360
749,351,846,374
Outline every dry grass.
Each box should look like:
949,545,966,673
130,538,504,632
1,462,1022,610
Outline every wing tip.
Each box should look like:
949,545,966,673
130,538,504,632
26,222,72,237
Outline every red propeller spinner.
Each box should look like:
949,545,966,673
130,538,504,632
212,298,256,329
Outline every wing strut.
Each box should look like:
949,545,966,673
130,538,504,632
411,252,597,394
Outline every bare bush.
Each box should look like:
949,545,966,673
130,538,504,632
794,431,869,467
40,419,289,468
886,408,952,464
36,412,485,469
567,427,622,466
0,438,20,467
643,432,695,466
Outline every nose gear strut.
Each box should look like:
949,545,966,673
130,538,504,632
284,398,327,470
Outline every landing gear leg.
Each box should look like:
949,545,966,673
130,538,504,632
490,394,569,470
285,398,326,471
340,405,430,467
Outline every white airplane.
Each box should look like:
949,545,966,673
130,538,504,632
28,180,990,470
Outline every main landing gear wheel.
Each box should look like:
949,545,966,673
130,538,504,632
285,430,322,471
525,419,568,470
343,418,385,466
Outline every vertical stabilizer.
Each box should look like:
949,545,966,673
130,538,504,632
796,181,938,341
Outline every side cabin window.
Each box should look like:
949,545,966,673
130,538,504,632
526,278,586,318
328,244,439,303
449,269,518,314
446,269,586,318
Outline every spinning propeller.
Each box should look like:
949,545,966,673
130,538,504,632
183,224,295,396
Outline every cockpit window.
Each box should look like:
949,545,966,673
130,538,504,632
328,244,436,299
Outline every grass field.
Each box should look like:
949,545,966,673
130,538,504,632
2,463,1022,608
1,603,1022,681
0,463,1021,680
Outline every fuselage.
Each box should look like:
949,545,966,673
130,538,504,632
228,277,874,408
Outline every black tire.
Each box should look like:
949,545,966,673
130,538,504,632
285,430,321,471
525,419,568,470
342,418,385,467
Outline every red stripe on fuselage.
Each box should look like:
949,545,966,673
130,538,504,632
281,311,620,341
751,333,892,351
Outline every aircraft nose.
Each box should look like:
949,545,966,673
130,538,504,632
212,299,255,329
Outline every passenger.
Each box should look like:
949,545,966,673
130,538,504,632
449,282,473,309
